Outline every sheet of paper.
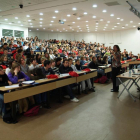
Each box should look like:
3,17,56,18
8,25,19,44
60,73,70,77
5,84,19,88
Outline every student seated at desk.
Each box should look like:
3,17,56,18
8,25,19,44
29,58,40,71
0,66,15,124
59,59,79,102
51,60,59,74
5,60,15,75
88,56,105,77
97,56,102,65
8,63,35,114
72,59,95,93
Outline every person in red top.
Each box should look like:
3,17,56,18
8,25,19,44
58,46,62,53
13,49,25,60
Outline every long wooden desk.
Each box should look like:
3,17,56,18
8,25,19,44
117,70,140,102
128,61,140,65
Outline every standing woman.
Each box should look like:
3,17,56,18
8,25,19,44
111,45,121,92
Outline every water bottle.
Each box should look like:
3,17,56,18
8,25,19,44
134,65,136,69
129,69,131,76
127,67,129,72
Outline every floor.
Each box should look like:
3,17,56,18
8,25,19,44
1,81,140,140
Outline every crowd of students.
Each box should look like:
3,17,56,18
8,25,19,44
0,36,137,124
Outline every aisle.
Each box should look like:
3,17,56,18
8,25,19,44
0,82,140,140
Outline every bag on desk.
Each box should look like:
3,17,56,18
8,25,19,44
82,68,91,72
47,74,58,79
69,71,79,77
24,105,40,117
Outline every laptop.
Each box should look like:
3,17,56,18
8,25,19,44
132,69,140,75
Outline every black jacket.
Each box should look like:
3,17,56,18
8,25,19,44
88,61,99,69
59,64,73,74
0,74,9,87
41,67,55,76
75,64,83,70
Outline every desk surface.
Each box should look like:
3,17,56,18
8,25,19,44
117,70,140,79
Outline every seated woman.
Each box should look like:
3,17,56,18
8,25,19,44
36,54,41,64
18,57,29,74
5,60,15,75
97,56,102,65
80,56,86,66
0,66,15,124
0,55,9,67
102,56,108,65
8,63,34,113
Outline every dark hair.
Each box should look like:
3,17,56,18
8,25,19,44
4,43,7,45
75,59,80,63
0,66,3,69
92,56,96,61
55,57,62,63
44,60,51,67
50,60,55,63
114,45,120,52
17,57,24,64
63,59,68,63
31,58,36,63
68,58,72,61
3,48,8,51
9,60,15,69
18,49,23,53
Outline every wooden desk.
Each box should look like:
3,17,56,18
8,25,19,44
117,70,140,101
98,66,112,74
76,69,97,83
121,63,129,68
128,61,140,65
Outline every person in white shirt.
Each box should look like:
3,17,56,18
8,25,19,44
29,59,40,71
5,60,15,75
49,49,55,60
23,42,29,51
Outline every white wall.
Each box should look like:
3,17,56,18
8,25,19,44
28,28,140,55
0,24,28,38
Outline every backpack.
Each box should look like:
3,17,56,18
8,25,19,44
98,76,108,84
24,105,40,117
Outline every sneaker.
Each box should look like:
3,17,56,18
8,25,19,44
71,98,79,102
89,88,95,92
64,95,70,99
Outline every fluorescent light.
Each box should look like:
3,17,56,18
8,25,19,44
102,10,107,13
50,24,52,26
86,21,88,22
51,30,53,31
63,19,66,21
120,19,124,21
26,15,30,17
87,27,89,28
100,19,103,21
72,22,75,23
104,27,107,28
40,22,42,24
80,30,82,31
106,24,108,26
40,25,42,27
93,16,96,18
15,17,18,19
37,29,39,30
9,23,12,24
43,28,45,29
138,23,140,24
51,21,54,22
117,23,120,24
20,24,23,26
77,17,80,20
29,30,31,31
72,29,74,30
103,29,105,30
67,14,71,17
66,30,68,31
31,26,33,28
60,31,62,32
5,19,8,21
117,18,120,19
55,10,59,13
93,4,97,8
122,27,125,28
29,23,32,25
18,21,21,23
72,7,77,10
96,26,98,27
110,14,114,16
84,12,87,15
126,24,128,26
96,23,99,25
133,26,136,27
95,30,97,31
86,25,88,26
52,16,56,18
39,13,43,15
130,21,133,23
77,26,80,27
107,21,110,23
28,20,31,22
40,18,43,20
114,26,117,27
112,28,114,29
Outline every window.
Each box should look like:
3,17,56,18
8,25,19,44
14,30,24,37
2,29,13,36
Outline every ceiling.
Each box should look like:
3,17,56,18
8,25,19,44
0,0,140,33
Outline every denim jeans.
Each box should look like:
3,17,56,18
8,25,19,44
0,94,6,117
34,92,47,104
63,85,75,99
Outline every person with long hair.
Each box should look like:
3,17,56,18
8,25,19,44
111,45,121,92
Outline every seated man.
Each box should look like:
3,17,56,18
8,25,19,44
29,58,40,71
59,59,79,102
88,56,105,77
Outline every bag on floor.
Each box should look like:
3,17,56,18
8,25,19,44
98,76,108,84
24,105,40,117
